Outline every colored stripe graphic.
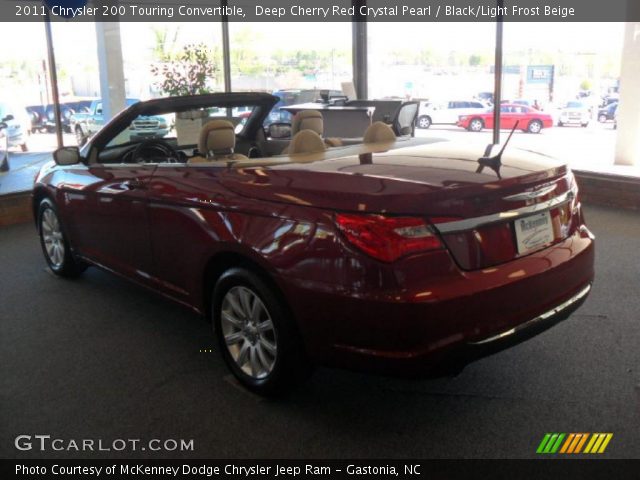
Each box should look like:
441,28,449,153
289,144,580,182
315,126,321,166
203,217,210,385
537,433,613,454
584,433,613,454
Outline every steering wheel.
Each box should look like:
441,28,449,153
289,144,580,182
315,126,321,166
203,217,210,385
131,139,180,164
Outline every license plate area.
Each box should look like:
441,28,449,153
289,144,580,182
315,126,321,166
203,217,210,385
514,211,554,254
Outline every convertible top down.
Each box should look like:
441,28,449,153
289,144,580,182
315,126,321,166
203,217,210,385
33,93,594,394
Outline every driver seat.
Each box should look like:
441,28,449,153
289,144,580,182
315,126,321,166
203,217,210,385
189,119,248,163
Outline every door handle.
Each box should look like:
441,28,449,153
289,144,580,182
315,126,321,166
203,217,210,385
125,178,146,190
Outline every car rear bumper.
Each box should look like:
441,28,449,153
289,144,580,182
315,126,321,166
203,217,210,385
284,224,595,375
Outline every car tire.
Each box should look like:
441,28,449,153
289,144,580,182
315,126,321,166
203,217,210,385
598,114,607,123
468,118,484,132
212,267,313,396
20,143,28,152
417,115,431,129
557,121,564,127
37,198,87,278
75,127,86,147
527,120,543,134
581,122,589,128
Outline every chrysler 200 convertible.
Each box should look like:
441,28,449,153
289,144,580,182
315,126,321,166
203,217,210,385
33,93,594,394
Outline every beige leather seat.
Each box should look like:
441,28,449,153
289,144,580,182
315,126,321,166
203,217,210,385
363,121,396,144
292,110,323,136
282,110,343,154
189,119,248,163
287,130,326,155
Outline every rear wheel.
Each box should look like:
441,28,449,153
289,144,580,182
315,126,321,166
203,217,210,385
468,118,484,132
527,120,543,134
212,267,312,395
598,114,607,123
417,115,431,129
38,199,87,277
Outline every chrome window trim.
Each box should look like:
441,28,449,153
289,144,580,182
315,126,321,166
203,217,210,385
469,283,591,346
435,190,574,234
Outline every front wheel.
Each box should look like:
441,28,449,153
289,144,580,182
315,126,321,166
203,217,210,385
598,114,607,123
75,127,86,147
213,267,312,395
527,120,543,134
38,199,87,277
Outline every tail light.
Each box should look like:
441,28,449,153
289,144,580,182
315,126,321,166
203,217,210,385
334,213,444,262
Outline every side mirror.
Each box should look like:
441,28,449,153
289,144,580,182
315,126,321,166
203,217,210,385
53,146,81,166
268,122,292,139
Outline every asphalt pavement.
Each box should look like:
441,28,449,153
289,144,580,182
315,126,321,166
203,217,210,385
0,205,639,459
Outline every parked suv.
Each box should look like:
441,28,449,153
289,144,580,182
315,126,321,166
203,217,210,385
416,100,487,129
557,101,591,127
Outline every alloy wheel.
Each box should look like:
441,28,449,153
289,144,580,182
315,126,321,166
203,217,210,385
528,121,542,133
41,208,65,268
470,119,483,132
220,286,278,379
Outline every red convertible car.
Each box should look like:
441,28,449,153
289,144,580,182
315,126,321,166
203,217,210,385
33,93,594,394
458,103,554,133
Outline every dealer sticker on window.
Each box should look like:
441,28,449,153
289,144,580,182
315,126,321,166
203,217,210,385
514,211,554,254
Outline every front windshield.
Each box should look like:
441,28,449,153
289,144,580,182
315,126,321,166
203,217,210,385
566,101,584,109
105,105,257,149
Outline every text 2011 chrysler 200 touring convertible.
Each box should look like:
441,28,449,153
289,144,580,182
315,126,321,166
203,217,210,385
33,93,594,394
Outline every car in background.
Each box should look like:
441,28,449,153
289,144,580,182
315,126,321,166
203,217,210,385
557,101,591,127
598,102,617,123
476,91,494,105
416,100,487,129
457,103,553,134
268,89,343,125
0,101,29,152
600,94,618,108
72,98,145,146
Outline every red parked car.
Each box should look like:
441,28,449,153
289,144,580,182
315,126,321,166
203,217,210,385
458,103,554,133
33,93,594,394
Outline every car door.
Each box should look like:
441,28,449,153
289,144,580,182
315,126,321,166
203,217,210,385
499,105,516,129
443,101,462,124
144,163,229,305
62,148,156,284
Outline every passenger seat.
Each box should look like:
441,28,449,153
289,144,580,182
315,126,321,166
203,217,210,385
282,110,342,154
189,119,248,163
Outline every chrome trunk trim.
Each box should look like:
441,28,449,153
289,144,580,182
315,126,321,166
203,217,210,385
435,190,574,234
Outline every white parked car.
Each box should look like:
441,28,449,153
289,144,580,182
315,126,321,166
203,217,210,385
557,101,590,127
0,101,29,151
416,100,487,129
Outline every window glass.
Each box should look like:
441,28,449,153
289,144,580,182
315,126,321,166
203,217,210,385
227,22,352,125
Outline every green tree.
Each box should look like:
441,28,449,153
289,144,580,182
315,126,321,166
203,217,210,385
151,43,218,96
